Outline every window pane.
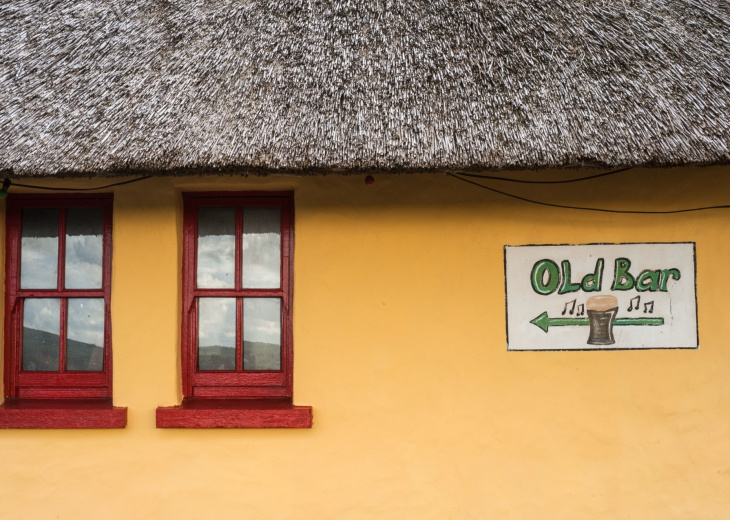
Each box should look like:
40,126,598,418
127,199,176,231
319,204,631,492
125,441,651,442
242,207,281,288
22,298,60,371
66,298,104,371
198,298,236,370
65,208,104,289
243,298,281,371
197,207,235,288
21,209,59,289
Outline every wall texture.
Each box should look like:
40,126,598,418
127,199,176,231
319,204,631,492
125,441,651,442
1,168,729,519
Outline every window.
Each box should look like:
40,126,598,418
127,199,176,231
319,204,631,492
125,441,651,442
156,192,311,428
0,194,126,428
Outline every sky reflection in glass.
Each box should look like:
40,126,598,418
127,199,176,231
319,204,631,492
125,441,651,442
21,209,59,289
197,207,235,288
65,208,103,289
242,207,281,288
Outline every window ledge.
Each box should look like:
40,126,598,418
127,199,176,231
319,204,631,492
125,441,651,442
156,398,312,429
0,399,127,429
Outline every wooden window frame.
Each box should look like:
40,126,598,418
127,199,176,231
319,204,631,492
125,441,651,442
157,191,311,428
0,194,126,428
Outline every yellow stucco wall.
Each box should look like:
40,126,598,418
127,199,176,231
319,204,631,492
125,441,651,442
1,168,729,519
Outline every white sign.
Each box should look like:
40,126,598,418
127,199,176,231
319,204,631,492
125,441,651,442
505,243,697,350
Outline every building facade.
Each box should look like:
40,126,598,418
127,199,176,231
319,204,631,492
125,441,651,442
1,0,729,518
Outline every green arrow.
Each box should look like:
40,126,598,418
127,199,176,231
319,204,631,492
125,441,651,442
530,313,588,332
530,312,664,333
614,317,665,326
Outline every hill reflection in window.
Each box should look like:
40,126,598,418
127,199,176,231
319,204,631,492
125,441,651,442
197,297,282,371
22,298,60,371
22,298,104,372
243,298,281,371
66,298,104,371
198,297,236,370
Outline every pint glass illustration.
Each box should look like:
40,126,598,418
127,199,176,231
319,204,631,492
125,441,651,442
585,295,619,345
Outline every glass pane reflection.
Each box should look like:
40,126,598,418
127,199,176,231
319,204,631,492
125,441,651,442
65,208,104,289
197,207,235,288
242,207,281,288
198,298,236,370
67,299,104,371
21,209,59,289
243,298,281,371
22,298,60,371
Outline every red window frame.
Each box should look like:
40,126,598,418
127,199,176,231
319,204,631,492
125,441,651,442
181,192,294,399
4,194,114,400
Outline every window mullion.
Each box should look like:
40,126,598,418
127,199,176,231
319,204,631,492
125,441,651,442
59,298,67,374
235,207,243,372
186,297,199,393
16,289,105,298
281,203,290,299
236,297,243,372
9,297,23,396
103,203,113,297
58,208,67,374
191,288,284,297
235,206,243,291
58,207,66,291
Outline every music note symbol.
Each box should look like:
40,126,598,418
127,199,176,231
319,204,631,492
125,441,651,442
628,295,640,311
643,301,654,314
576,303,585,316
562,299,576,315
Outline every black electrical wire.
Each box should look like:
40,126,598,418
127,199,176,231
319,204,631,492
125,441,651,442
453,167,632,184
6,171,727,214
447,172,730,214
8,175,153,192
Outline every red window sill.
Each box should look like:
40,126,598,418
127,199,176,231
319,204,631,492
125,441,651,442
0,399,127,429
156,398,312,428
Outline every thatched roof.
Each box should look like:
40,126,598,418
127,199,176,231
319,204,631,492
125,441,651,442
1,0,729,176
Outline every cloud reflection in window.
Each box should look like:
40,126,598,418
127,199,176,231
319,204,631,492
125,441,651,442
242,207,281,288
65,208,103,289
197,207,235,288
21,209,59,289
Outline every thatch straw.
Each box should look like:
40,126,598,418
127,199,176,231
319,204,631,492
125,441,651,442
0,0,728,176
